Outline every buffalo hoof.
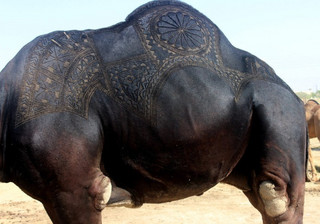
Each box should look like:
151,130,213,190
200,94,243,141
107,186,135,208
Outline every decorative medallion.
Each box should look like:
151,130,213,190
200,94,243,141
151,11,209,54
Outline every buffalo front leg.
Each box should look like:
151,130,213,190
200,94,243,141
20,127,133,223
14,117,138,223
43,169,135,224
42,169,110,224
43,171,134,224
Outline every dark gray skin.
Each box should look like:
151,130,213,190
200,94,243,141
0,1,307,223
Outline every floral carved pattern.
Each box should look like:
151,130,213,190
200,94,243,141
151,11,209,54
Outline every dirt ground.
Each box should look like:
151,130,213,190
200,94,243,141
1,139,320,224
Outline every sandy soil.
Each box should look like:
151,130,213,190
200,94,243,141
1,139,320,224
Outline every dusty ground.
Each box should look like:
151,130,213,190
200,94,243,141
1,139,320,224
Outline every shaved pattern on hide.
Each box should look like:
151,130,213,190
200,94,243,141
16,4,286,126
16,31,104,126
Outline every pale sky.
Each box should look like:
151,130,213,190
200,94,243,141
1,0,319,92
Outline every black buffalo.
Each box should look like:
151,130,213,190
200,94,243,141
0,1,307,223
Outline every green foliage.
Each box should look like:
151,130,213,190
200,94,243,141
296,91,320,103
311,90,320,99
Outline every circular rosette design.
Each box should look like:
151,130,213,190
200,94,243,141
152,11,209,54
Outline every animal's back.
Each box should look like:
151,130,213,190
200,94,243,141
13,0,290,129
